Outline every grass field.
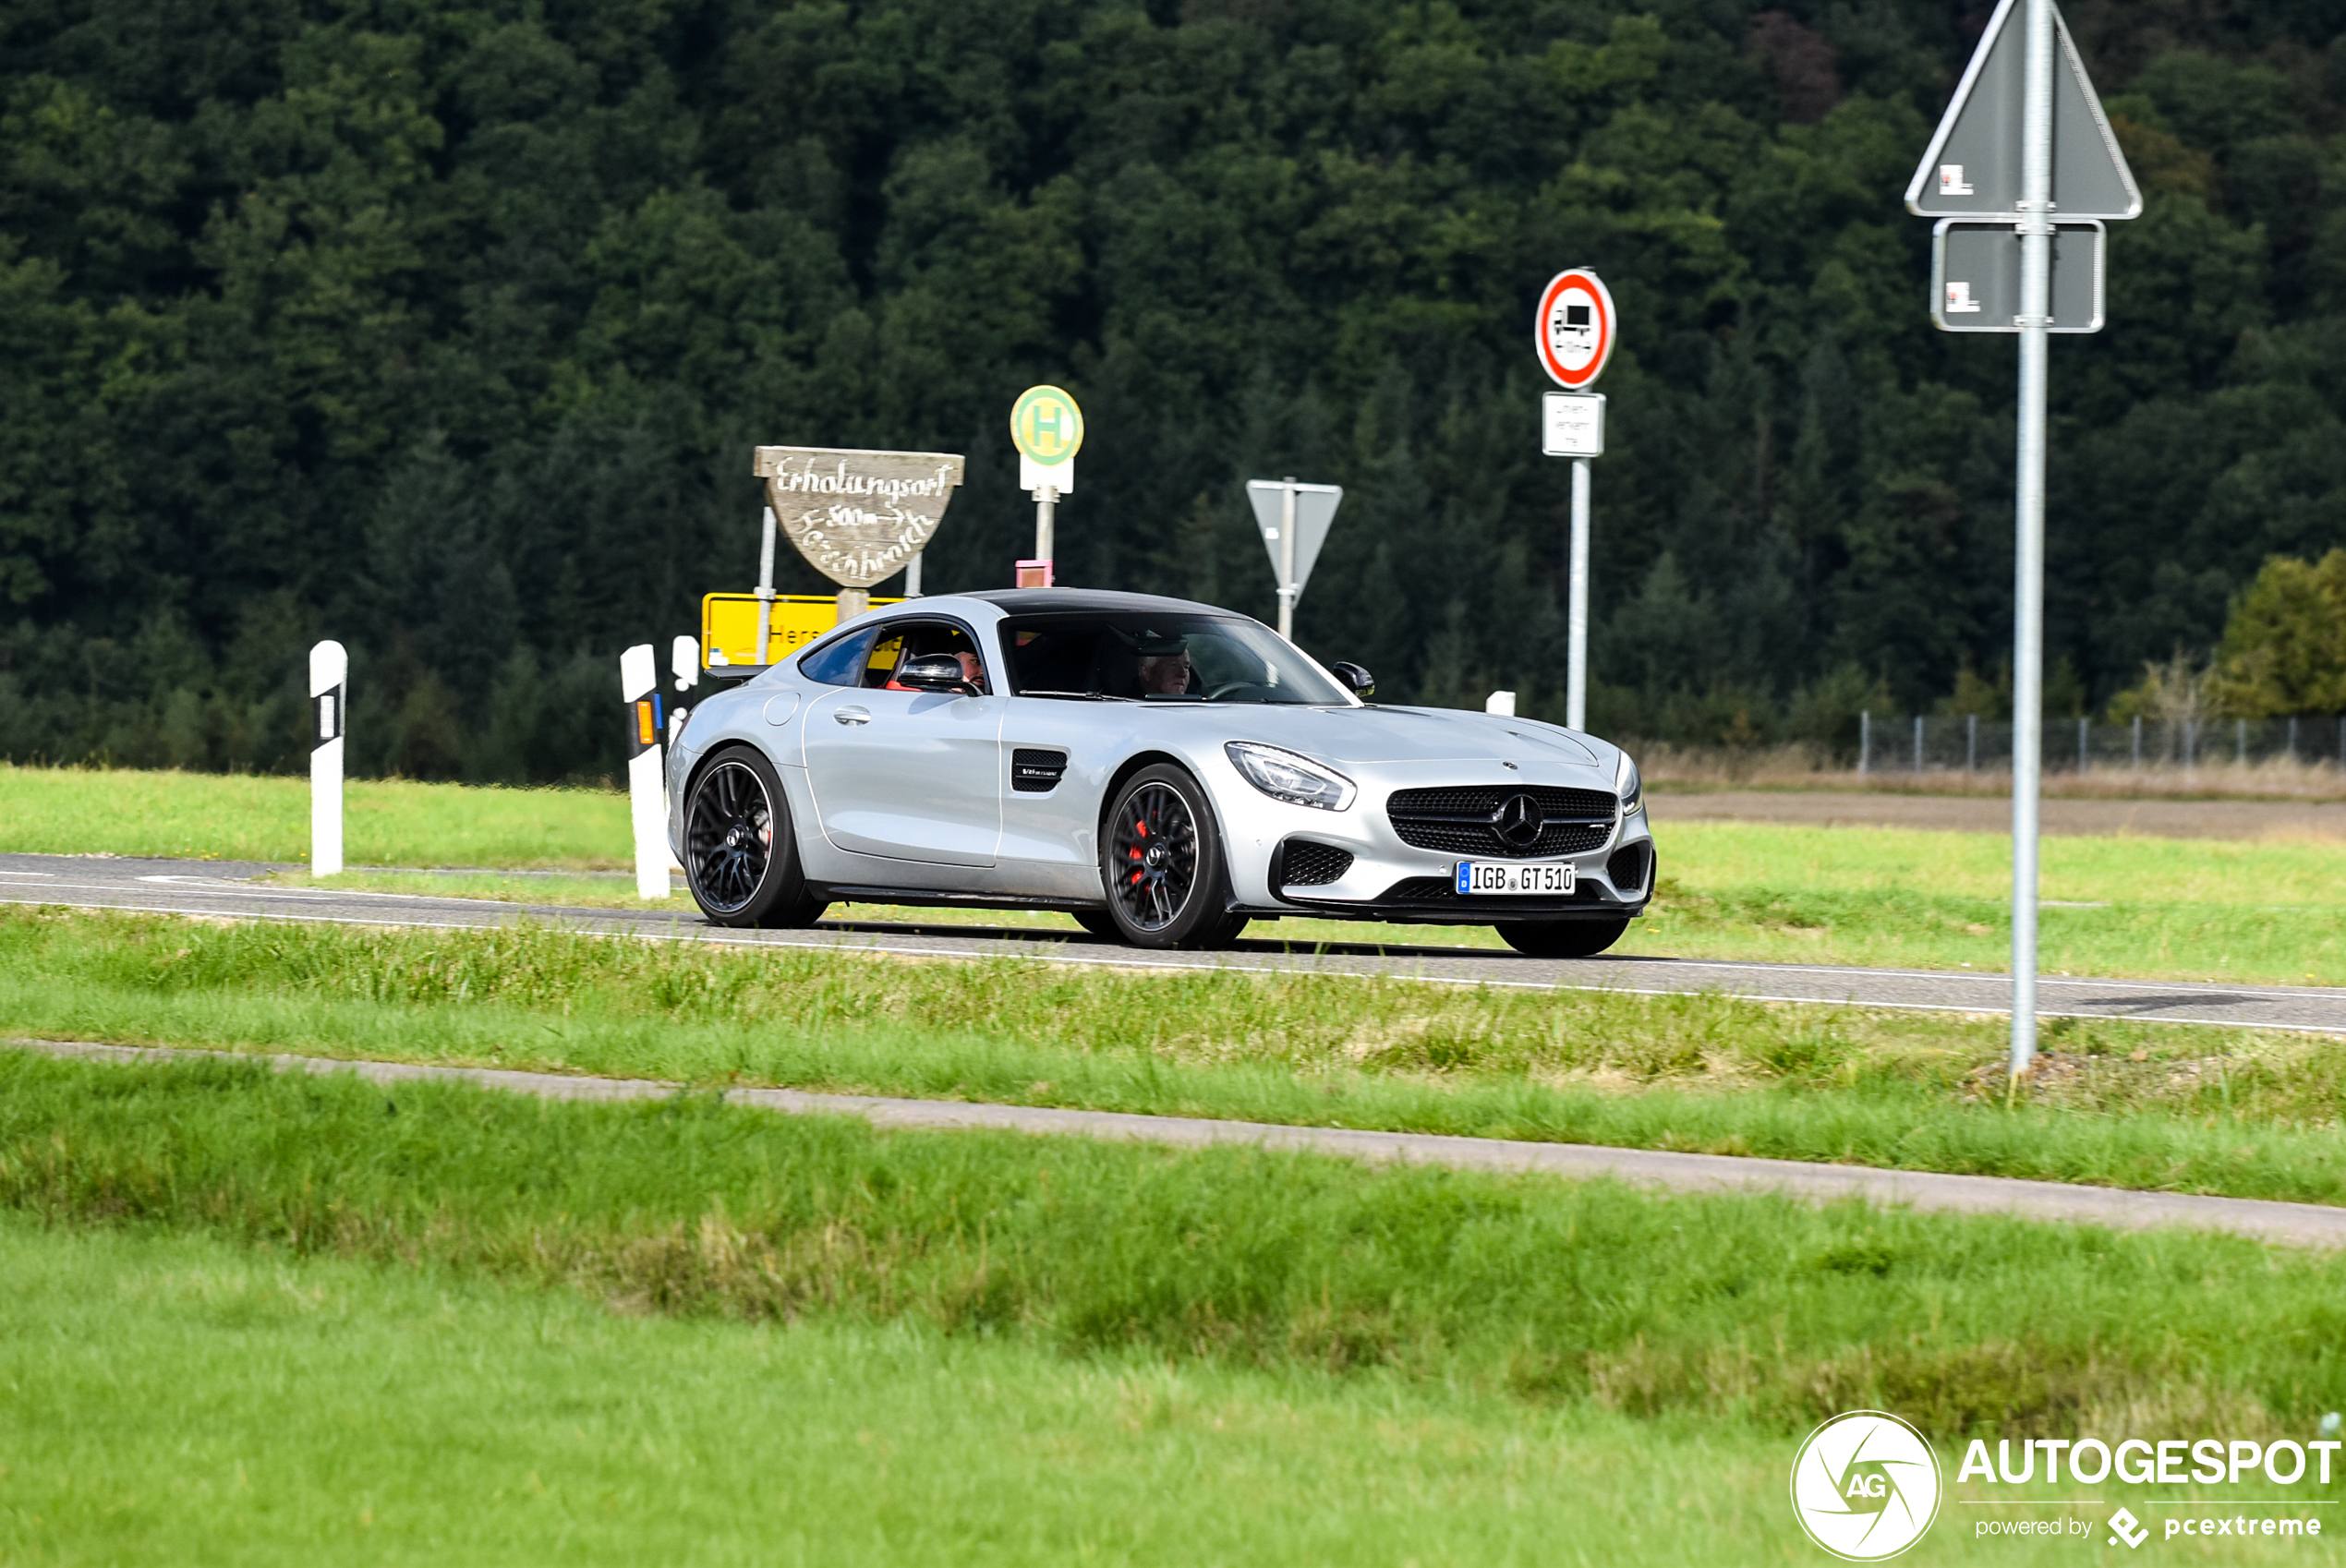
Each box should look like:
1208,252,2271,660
10,1048,2346,1439
0,763,631,867
20,1218,2321,1568
13,762,2346,983
3,1051,2342,1565
0,1214,1798,1566
11,908,2346,1203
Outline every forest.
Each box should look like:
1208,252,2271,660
2,0,2343,779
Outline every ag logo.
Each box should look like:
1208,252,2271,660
1790,1411,1941,1561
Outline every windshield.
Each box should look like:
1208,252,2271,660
998,613,1351,706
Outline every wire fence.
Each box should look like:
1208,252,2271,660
1855,714,2346,776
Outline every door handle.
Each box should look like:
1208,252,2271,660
833,706,871,726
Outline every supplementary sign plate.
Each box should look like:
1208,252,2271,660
1542,392,1605,456
1931,219,2105,332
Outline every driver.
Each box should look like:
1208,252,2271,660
1137,647,1191,696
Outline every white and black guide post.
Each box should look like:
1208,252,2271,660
620,643,669,901
1244,478,1344,642
1907,0,2139,1079
669,634,698,746
1535,268,1616,731
308,640,346,877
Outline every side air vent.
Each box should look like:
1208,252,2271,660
1606,841,1653,894
1011,748,1068,793
1277,839,1354,888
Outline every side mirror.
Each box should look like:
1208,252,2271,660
1330,661,1375,698
895,655,978,694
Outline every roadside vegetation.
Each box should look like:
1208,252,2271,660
0,764,629,868
9,909,2346,1204
10,1046,2346,1454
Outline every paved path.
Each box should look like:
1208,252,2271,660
17,1038,2345,1248
6,851,2344,1032
1651,789,2346,840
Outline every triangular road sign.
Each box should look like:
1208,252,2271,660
1245,480,1342,603
1905,0,2140,221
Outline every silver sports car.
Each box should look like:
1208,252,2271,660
666,589,1652,954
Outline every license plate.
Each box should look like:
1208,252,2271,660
1455,861,1576,896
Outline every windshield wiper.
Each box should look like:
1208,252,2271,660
1016,689,1131,702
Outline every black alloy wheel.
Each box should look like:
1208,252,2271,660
1100,764,1248,949
683,746,828,928
1499,917,1630,959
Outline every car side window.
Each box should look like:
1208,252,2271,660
863,621,991,693
797,627,880,687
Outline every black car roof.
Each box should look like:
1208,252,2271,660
961,588,1227,616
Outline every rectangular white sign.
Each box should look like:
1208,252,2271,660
1542,392,1605,457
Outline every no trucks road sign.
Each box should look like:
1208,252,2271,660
1534,270,1614,390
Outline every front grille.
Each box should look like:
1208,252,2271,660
1606,841,1652,894
1277,839,1354,888
1385,785,1615,858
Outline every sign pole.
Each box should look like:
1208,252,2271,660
1566,458,1590,730
1534,270,1615,730
1278,478,1298,640
2008,0,2053,1080
1034,487,1056,566
755,505,778,666
308,640,346,878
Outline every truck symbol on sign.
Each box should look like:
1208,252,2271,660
1549,299,1598,372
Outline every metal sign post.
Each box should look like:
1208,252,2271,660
1244,478,1343,640
1534,270,1616,732
1907,0,2138,1080
308,640,346,877
1011,385,1083,587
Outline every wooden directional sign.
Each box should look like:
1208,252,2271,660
1534,270,1614,390
1905,0,2139,222
1932,219,2104,332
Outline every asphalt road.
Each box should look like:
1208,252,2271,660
7,850,2345,1032
21,1038,2346,1248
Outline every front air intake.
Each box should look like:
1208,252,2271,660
1276,839,1354,888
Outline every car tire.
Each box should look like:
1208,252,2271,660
1100,763,1244,950
683,745,830,929
1499,917,1629,959
1070,910,1120,940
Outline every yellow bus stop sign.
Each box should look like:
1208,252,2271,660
1010,385,1083,467
700,593,901,671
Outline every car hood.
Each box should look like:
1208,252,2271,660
1221,705,1604,768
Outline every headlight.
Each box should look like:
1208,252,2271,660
1615,751,1641,814
1225,742,1356,811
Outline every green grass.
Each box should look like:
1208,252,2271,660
11,908,2346,1204
17,1217,2292,1568
0,1213,1803,1567
11,1046,2346,1450
0,762,630,867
